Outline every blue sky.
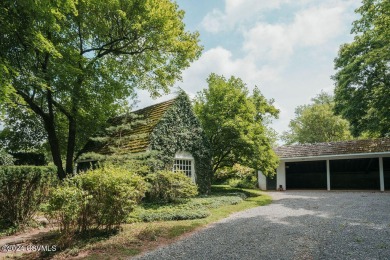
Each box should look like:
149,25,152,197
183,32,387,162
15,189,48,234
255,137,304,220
137,0,361,140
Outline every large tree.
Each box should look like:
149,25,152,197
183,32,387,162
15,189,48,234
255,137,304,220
194,73,279,176
333,0,390,137
282,92,352,144
0,0,202,178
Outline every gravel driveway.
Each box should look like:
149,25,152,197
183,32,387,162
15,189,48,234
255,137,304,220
134,191,390,260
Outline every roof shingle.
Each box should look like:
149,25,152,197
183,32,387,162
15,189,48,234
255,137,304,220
274,138,390,159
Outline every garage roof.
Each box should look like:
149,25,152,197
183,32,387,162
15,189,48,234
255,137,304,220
275,138,390,159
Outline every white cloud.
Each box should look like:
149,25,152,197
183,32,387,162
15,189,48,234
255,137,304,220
243,5,345,64
178,47,281,95
202,0,290,33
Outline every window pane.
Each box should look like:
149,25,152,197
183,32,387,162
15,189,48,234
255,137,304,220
173,159,192,178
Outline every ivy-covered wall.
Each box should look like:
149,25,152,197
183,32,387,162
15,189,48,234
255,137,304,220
150,92,213,193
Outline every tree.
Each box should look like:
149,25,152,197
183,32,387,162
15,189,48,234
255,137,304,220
282,92,353,144
0,106,47,153
0,0,202,179
194,73,279,176
333,0,390,137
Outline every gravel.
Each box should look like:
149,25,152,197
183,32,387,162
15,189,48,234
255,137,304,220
133,191,390,260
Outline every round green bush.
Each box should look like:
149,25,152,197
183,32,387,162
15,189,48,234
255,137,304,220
146,170,198,202
46,165,147,234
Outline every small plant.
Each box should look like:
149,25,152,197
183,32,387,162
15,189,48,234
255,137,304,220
46,165,147,238
146,170,198,202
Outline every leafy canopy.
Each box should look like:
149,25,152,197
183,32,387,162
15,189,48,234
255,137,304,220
194,73,279,177
282,92,353,144
0,0,202,178
333,0,390,137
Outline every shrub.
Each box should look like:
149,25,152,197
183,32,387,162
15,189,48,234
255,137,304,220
46,166,147,235
0,166,56,227
146,171,198,202
214,164,254,184
228,176,257,189
0,149,14,166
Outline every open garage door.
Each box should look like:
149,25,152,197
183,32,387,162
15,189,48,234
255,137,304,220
286,161,327,189
330,158,379,190
384,157,390,190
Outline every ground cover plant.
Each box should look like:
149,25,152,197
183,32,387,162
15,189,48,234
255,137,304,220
128,191,246,222
2,186,271,259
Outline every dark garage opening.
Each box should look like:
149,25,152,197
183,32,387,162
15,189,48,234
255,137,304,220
330,158,379,190
286,161,327,189
384,157,390,190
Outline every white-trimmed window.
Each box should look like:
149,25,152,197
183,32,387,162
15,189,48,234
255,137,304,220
173,151,195,182
173,159,192,177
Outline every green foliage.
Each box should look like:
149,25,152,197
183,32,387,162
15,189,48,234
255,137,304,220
333,0,390,137
0,106,47,153
0,149,14,166
214,164,254,184
146,170,198,203
46,166,147,235
135,208,209,222
129,194,244,222
228,177,257,189
150,92,213,194
12,152,47,166
282,92,353,144
0,0,202,177
0,166,56,227
77,111,156,175
194,73,279,177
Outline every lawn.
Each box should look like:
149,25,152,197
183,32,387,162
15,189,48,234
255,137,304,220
4,186,271,260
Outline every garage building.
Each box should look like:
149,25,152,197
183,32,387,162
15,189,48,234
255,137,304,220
258,138,390,191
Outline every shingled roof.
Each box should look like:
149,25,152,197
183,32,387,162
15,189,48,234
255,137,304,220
274,138,390,159
79,98,176,158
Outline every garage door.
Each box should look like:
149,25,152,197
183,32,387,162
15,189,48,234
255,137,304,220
330,158,379,190
286,161,327,189
384,157,390,190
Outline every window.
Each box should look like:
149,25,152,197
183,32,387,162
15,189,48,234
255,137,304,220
173,151,195,182
173,159,192,178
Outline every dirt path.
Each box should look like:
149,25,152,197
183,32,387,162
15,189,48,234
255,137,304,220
0,226,55,258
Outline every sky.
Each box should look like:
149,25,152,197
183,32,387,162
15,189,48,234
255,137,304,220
136,0,361,141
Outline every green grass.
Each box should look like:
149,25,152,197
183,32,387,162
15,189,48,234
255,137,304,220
16,186,272,259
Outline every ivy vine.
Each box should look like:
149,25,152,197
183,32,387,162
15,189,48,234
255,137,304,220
149,92,213,194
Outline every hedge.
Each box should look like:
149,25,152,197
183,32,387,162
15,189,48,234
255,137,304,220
0,166,57,227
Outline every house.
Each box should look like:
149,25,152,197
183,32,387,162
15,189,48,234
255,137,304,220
259,138,390,191
77,92,212,193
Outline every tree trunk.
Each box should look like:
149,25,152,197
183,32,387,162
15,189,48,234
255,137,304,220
66,118,76,174
46,91,66,180
44,118,66,179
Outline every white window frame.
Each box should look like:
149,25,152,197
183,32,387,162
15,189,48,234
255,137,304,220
173,151,196,182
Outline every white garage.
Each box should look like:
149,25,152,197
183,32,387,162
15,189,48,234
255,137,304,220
258,138,390,191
